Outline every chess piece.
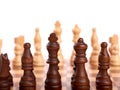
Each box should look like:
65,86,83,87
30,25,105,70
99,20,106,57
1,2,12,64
53,21,64,66
13,36,24,66
4,53,13,86
90,28,100,66
19,43,36,90
109,34,120,66
0,39,2,54
45,33,62,90
71,38,90,90
0,54,11,90
96,42,112,90
70,24,81,66
33,28,44,66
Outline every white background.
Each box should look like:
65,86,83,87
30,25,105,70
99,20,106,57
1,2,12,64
0,0,120,61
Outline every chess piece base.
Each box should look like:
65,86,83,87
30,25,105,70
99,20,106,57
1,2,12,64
45,85,61,90
96,85,112,90
19,86,36,90
0,82,10,90
0,87,10,90
72,85,90,90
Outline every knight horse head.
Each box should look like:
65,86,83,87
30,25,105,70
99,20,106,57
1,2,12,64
0,53,9,76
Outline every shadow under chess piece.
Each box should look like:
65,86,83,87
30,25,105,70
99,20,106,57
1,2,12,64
96,42,112,90
19,43,36,90
71,38,90,90
45,33,62,90
0,54,11,90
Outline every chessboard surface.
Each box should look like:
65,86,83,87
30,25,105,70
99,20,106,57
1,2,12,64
10,60,120,90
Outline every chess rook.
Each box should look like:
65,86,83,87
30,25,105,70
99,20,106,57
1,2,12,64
71,38,90,90
45,33,62,90
19,43,36,90
96,42,112,90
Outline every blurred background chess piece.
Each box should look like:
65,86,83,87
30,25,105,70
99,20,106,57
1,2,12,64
54,21,64,66
12,36,24,67
70,24,81,66
0,39,2,54
109,34,120,66
33,28,44,66
90,28,100,66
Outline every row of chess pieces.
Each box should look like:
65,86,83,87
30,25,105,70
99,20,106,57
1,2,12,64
0,20,120,67
0,32,113,90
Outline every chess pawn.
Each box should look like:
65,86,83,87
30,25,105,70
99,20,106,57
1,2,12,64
19,43,36,90
90,28,100,66
13,36,24,66
70,24,81,66
0,39,2,54
71,38,90,90
45,33,62,90
53,21,64,66
0,54,10,90
109,34,120,66
33,28,44,66
96,42,112,90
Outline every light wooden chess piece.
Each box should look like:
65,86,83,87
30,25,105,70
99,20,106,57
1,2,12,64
90,28,100,66
53,21,64,66
0,39,2,54
33,28,44,66
70,24,81,66
109,34,120,66
13,36,24,66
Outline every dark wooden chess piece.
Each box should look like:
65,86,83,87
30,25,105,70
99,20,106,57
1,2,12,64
4,53,13,86
45,33,62,90
19,43,36,90
0,54,10,90
96,42,112,90
71,38,90,90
